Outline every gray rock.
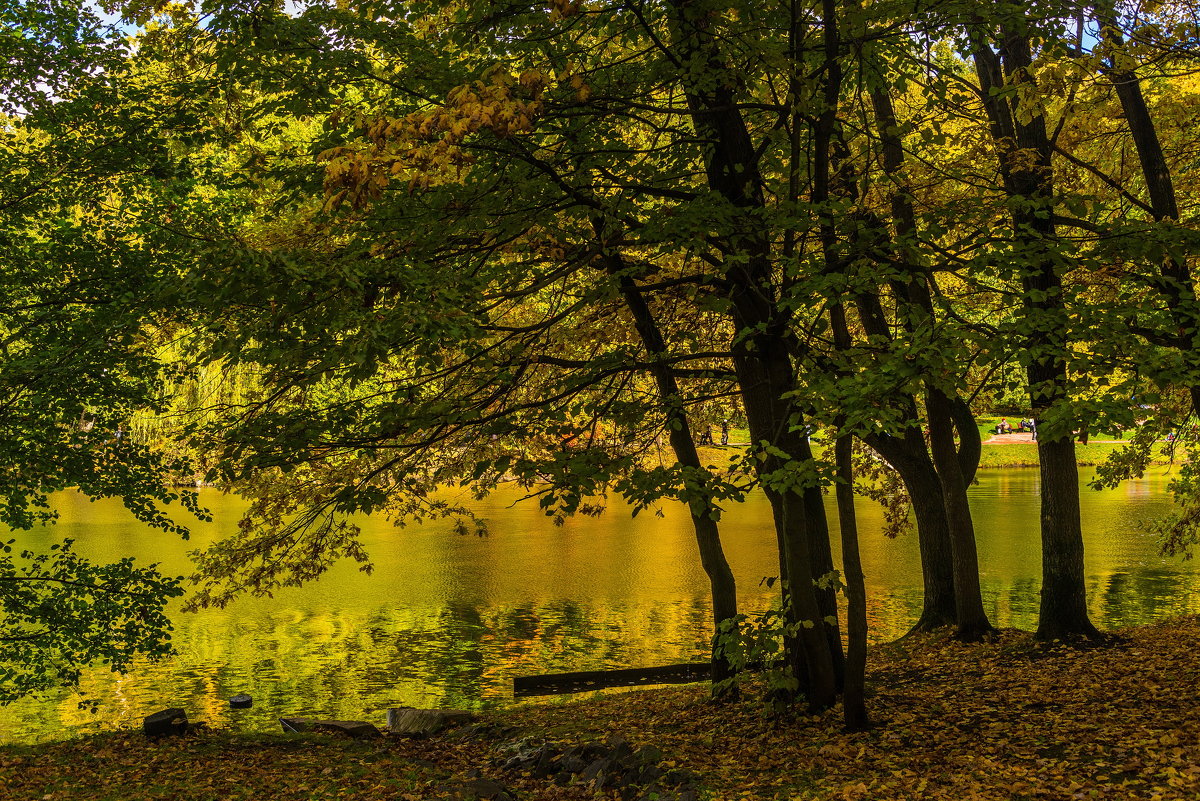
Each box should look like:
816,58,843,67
606,735,633,762
635,790,675,801
580,757,610,784
662,768,699,786
531,748,558,779
633,744,663,765
229,694,253,709
638,764,665,783
280,717,312,733
560,755,588,774
313,720,382,739
143,708,188,738
387,707,476,737
582,742,610,761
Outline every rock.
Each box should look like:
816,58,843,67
580,757,610,784
387,707,475,737
280,717,312,733
143,708,188,738
635,790,675,801
637,764,664,784
559,755,588,774
229,694,253,709
582,742,610,761
496,738,559,774
531,747,559,779
662,768,699,786
313,720,382,739
606,735,633,763
633,744,663,765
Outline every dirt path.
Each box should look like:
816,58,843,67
984,433,1128,444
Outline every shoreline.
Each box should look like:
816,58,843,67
4,616,1199,799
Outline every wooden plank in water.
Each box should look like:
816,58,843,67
513,662,711,697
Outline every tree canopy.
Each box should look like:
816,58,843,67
2,0,1200,723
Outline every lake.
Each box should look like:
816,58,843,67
2,467,1195,743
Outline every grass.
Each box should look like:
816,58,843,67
7,618,1200,800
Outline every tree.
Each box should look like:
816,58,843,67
0,8,208,699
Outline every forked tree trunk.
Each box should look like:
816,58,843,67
866,434,958,630
867,81,989,636
926,388,994,640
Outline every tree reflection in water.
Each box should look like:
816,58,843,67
3,468,1198,742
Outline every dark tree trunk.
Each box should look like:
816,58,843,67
667,0,840,709
800,448,845,688
765,488,809,693
871,436,958,631
834,435,869,730
806,0,852,690
865,81,987,635
926,389,994,639
972,26,1099,640
1034,437,1096,639
1095,7,1200,419
735,346,839,711
605,251,740,685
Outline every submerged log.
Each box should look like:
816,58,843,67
513,663,712,697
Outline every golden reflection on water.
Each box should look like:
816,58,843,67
2,468,1196,742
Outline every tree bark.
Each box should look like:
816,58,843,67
835,435,869,730
603,248,740,686
868,432,958,630
926,388,994,639
972,24,1099,640
667,0,840,708
866,82,989,635
1094,6,1200,419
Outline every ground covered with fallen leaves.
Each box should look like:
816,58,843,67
4,617,1200,800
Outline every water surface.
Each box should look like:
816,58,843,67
1,468,1194,743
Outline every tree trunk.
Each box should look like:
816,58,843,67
972,25,1099,640
926,389,993,640
864,81,986,635
866,433,957,631
735,348,839,711
667,0,840,709
1034,436,1098,639
801,451,845,687
1095,7,1200,419
835,435,869,730
605,250,741,685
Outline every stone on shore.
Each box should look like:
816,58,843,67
387,707,475,736
313,720,382,739
143,708,188,738
279,718,380,738
279,717,312,733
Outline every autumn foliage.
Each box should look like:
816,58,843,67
6,619,1200,800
